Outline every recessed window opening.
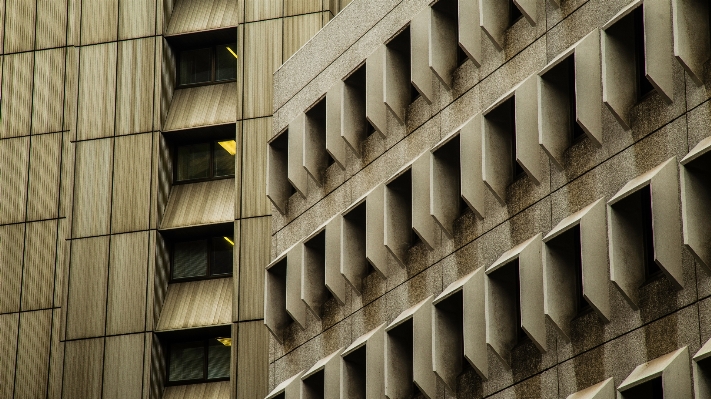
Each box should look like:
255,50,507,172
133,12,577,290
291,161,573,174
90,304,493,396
302,369,326,399
269,131,296,197
490,260,528,345
344,64,370,140
388,169,415,250
306,98,334,168
457,45,468,67
621,376,664,399
387,319,417,394
178,43,237,87
509,0,523,25
387,26,416,105
640,185,662,283
437,290,464,359
489,97,525,180
567,57,586,142
175,139,236,183
171,235,234,281
633,7,655,100
343,202,372,276
166,336,231,385
342,347,367,399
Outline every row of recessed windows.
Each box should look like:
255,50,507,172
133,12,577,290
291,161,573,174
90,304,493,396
168,338,231,384
176,140,236,182
178,43,237,87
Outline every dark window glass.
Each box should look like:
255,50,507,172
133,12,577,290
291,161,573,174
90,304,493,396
207,340,231,379
173,240,208,279
177,143,210,181
179,48,212,85
215,43,237,81
211,237,234,275
169,341,205,382
214,140,236,177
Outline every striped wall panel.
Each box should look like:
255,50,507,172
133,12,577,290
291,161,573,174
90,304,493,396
166,0,239,35
103,333,146,399
106,232,149,335
26,133,62,221
21,220,58,311
32,49,66,135
0,52,34,138
119,0,156,40
111,133,153,233
62,338,104,399
160,178,235,229
35,0,67,49
241,117,271,218
80,0,118,45
65,236,109,340
0,314,19,399
245,0,281,22
116,38,156,136
243,19,282,119
283,13,325,61
76,43,117,141
14,310,53,399
238,216,270,321
0,224,24,314
156,278,232,330
284,0,322,16
71,138,113,238
4,0,36,53
236,321,269,399
164,83,237,131
0,137,29,224
163,381,231,399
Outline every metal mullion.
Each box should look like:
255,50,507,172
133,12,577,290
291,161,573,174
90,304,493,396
203,339,210,381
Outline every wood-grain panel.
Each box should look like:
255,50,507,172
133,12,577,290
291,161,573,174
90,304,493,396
0,137,29,224
236,320,268,399
112,133,152,233
119,0,156,39
76,43,117,141
32,49,66,135
283,13,323,62
107,232,149,335
26,132,62,220
285,0,321,16
117,38,155,136
14,310,52,399
65,236,109,340
243,19,281,119
241,117,271,218
164,381,231,399
167,0,238,35
62,47,78,134
4,0,36,53
156,278,232,330
80,0,118,44
47,309,64,399
21,220,58,311
245,0,281,22
0,313,19,399
0,52,34,138
0,224,24,314
160,178,235,229
164,83,237,131
35,0,67,49
62,338,104,399
72,138,113,237
103,333,145,399
238,216,269,320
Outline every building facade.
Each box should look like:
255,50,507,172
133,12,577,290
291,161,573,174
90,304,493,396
267,0,711,398
0,0,348,398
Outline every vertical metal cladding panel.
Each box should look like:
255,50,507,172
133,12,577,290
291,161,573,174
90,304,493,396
411,8,434,103
232,220,241,323
0,314,19,399
680,137,711,271
284,0,320,15
366,45,388,137
0,224,25,314
21,220,58,311
32,49,66,135
245,0,282,22
103,333,145,399
672,0,711,85
66,236,110,340
80,0,118,44
326,81,347,169
62,338,104,399
430,2,458,89
575,29,603,147
236,321,269,399
514,74,541,184
106,232,149,335
412,152,438,250
644,0,674,104
233,122,243,221
4,0,35,53
47,309,64,399
72,138,113,238
243,19,282,119
366,184,388,278
116,38,155,136
288,113,308,198
0,52,34,138
0,2,5,52
325,216,346,304
384,34,410,125
286,243,307,329
63,46,79,135
36,0,67,49
14,310,52,399
239,216,270,321
26,132,61,221
459,114,485,218
119,0,156,39
76,43,118,141
458,0,482,67
111,133,152,233
283,12,324,61
0,137,30,223
242,118,271,217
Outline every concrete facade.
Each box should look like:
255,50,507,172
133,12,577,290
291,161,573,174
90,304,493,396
268,0,711,397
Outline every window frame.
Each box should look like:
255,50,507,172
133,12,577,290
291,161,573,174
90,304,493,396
170,235,234,283
165,337,231,386
177,43,237,88
173,139,236,185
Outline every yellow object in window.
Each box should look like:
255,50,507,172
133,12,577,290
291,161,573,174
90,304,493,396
217,140,237,155
223,236,235,246
216,337,232,346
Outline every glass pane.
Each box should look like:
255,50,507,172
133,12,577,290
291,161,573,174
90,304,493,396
179,48,212,85
211,236,234,276
207,339,230,379
169,341,205,381
173,240,208,279
214,140,236,177
215,43,237,81
176,143,210,181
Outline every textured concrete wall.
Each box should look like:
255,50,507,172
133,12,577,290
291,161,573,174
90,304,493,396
269,0,711,397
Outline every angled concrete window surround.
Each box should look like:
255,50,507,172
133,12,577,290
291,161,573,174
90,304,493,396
412,152,440,249
433,268,487,392
617,347,691,399
539,29,603,169
693,337,711,398
288,114,309,198
342,195,369,293
567,378,615,399
304,98,333,187
384,296,436,399
543,198,610,341
459,0,483,68
326,81,347,169
430,0,460,89
385,167,415,267
366,184,390,278
341,324,386,399
481,0,539,51
483,75,541,205
385,26,414,124
459,114,487,219
265,370,305,399
485,233,546,366
411,8,436,103
607,157,682,309
265,242,306,342
342,64,369,157
301,348,344,399
680,136,711,272
366,46,388,137
602,0,674,131
325,216,347,305
302,226,329,320
431,131,463,238
267,129,293,215
671,0,711,86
